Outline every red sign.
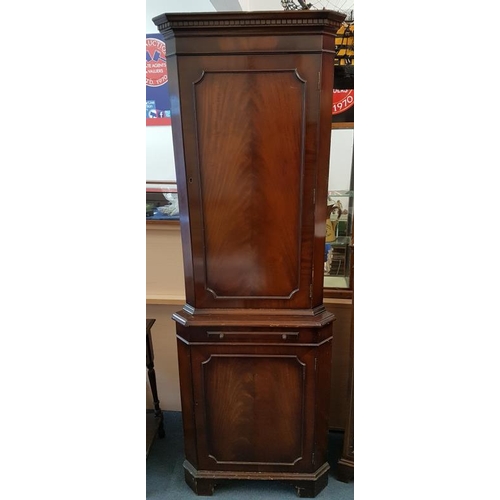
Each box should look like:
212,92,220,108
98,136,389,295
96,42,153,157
146,35,171,126
332,89,354,115
146,37,168,87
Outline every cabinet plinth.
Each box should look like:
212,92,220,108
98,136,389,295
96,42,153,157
153,9,345,497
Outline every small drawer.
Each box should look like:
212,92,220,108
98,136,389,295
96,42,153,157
206,330,300,341
176,324,332,345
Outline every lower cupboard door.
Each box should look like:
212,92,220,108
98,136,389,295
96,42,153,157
190,346,317,472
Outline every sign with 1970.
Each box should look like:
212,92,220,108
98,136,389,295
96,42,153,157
332,89,354,124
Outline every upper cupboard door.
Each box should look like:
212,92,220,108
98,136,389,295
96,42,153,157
178,56,325,310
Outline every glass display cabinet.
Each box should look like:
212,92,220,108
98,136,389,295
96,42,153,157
324,127,354,298
146,181,179,220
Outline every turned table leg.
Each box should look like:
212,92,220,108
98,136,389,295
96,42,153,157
146,319,165,439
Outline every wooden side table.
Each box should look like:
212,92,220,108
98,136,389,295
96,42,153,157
146,318,165,457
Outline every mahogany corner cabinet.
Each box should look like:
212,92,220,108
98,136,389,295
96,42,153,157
152,10,346,497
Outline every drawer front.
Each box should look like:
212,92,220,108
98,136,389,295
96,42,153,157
177,325,333,346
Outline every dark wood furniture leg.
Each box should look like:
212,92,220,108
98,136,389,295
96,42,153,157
184,467,216,496
336,302,354,482
292,465,330,497
336,388,354,482
147,319,165,439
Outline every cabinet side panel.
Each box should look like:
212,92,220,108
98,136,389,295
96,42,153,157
313,329,333,466
167,54,196,305
176,335,198,467
326,302,352,430
312,52,336,306
194,70,304,299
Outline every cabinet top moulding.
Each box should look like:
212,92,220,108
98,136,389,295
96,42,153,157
153,11,346,58
153,10,346,35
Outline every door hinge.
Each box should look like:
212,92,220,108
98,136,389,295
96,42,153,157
312,452,316,465
317,72,321,90
309,284,313,298
314,357,318,371
312,188,316,205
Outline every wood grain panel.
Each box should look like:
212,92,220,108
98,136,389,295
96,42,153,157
325,302,353,430
201,354,305,465
194,70,304,299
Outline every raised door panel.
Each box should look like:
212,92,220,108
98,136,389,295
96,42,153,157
191,346,316,472
195,70,303,301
